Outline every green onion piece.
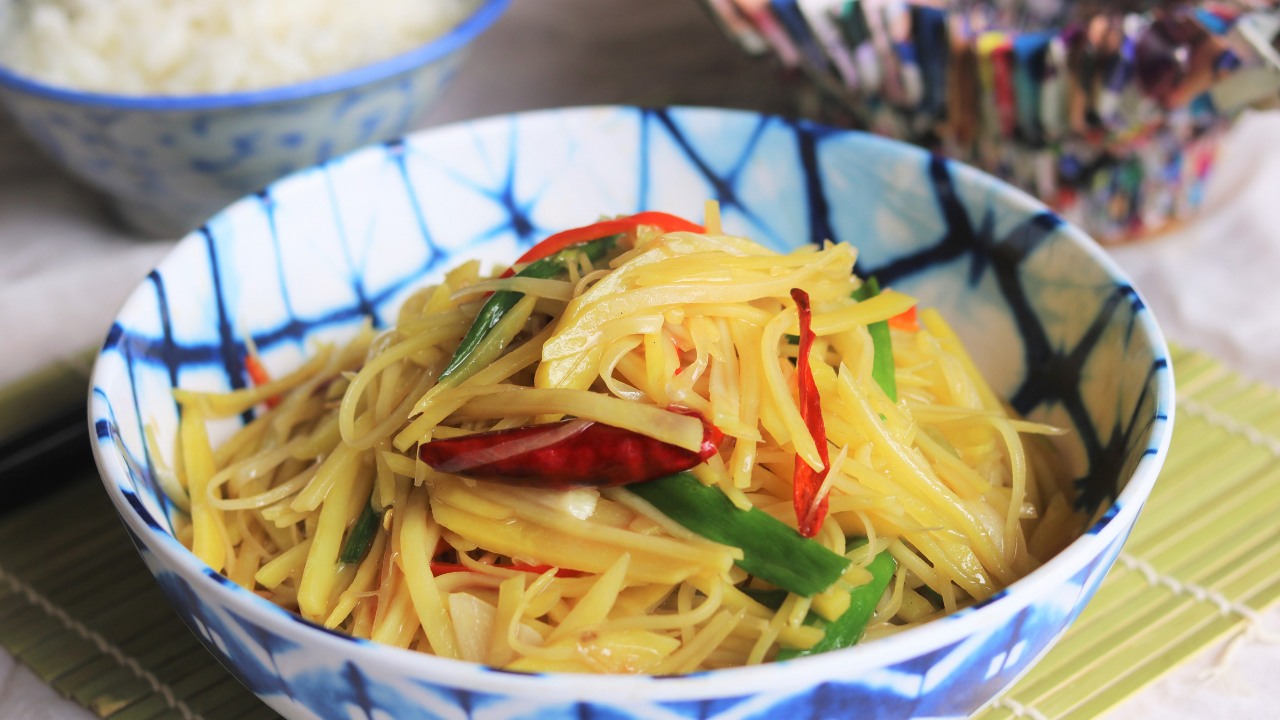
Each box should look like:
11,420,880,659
340,497,380,564
433,291,537,394
775,547,896,660
626,472,850,597
740,587,788,610
852,276,897,402
437,233,622,386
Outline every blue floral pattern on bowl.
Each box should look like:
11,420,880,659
0,0,509,237
89,105,1174,720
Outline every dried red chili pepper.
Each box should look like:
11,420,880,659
428,562,587,578
790,288,830,539
418,409,723,490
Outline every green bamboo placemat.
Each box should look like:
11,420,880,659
977,345,1280,720
0,345,1275,720
0,476,281,720
0,348,95,445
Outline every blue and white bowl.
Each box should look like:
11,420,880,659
0,0,509,238
89,106,1174,720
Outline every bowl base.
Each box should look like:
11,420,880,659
109,197,203,239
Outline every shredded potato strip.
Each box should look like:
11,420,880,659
761,306,821,470
144,424,189,511
451,277,576,302
909,402,1067,435
211,460,317,511
450,388,704,452
400,486,460,657
603,576,723,632
324,529,388,628
174,345,334,418
479,484,737,569
296,445,364,619
796,290,918,336
395,322,555,450
182,404,226,572
542,243,853,363
340,322,467,446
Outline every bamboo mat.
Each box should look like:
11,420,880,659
0,346,1275,720
978,346,1280,720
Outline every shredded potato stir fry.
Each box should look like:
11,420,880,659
159,202,1087,673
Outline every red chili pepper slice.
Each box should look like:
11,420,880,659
244,353,282,409
510,563,588,578
790,288,830,539
498,211,704,279
428,562,471,576
418,409,723,490
887,305,920,332
428,562,587,578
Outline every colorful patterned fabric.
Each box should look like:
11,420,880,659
696,0,1280,241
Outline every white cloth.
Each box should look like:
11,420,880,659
0,121,173,388
0,652,91,720
0,0,1277,717
1111,110,1280,389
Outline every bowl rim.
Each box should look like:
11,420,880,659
88,104,1176,702
0,0,510,111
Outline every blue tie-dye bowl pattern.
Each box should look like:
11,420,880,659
0,0,509,238
89,105,1173,720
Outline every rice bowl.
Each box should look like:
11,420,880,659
1,0,476,95
0,0,509,237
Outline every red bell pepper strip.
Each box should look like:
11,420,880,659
243,352,282,409
498,211,704,279
429,562,587,578
790,288,830,539
418,409,723,490
887,305,920,332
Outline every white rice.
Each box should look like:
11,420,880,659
0,0,474,95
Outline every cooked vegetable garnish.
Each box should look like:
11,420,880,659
887,305,920,332
339,499,380,564
790,288,830,539
243,352,282,409
853,276,898,402
418,411,723,489
775,547,897,661
626,472,850,597
500,211,704,273
438,233,621,387
740,587,788,610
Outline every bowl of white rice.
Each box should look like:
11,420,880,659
0,0,510,237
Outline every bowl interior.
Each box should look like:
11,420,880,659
88,105,1174,714
94,106,1169,543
